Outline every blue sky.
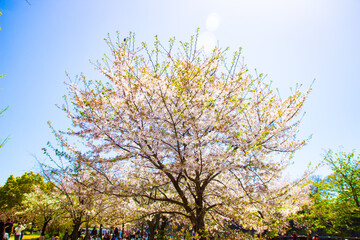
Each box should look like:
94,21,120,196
0,0,359,184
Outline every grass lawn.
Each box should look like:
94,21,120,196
9,234,41,240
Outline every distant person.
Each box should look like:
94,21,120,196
4,219,13,239
63,231,69,240
103,233,110,240
313,234,320,240
19,222,26,240
14,222,22,240
0,220,5,240
292,231,298,240
3,232,8,240
123,230,129,240
113,228,119,239
129,229,135,240
91,226,97,240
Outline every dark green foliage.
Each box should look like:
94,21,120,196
0,172,52,216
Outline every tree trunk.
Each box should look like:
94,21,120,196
306,232,311,240
191,173,207,240
140,223,144,239
84,221,90,240
157,216,168,240
71,221,82,240
147,214,160,240
40,218,51,236
30,218,36,234
193,217,206,240
191,206,206,240
99,225,103,240
121,223,124,239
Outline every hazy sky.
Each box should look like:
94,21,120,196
1,0,359,184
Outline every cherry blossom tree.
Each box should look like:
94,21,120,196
54,31,311,238
20,187,64,236
41,145,129,240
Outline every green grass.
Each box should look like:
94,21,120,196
9,234,41,240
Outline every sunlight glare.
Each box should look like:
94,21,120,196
197,31,217,54
206,13,221,31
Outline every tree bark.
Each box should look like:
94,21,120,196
99,225,103,240
121,223,124,239
192,215,206,240
84,221,90,240
192,176,206,240
140,223,144,239
30,218,35,234
147,214,160,240
40,218,51,236
157,216,168,240
71,220,82,240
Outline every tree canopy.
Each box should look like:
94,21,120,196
317,150,360,235
47,31,311,238
293,150,360,237
0,172,50,218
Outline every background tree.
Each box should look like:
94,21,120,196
52,31,311,239
294,150,360,237
323,150,360,210
318,150,360,236
41,146,123,240
41,164,90,240
20,186,64,236
0,172,48,219
291,176,329,237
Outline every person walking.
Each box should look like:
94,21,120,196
63,231,69,240
0,220,5,240
3,232,8,240
312,234,320,240
91,226,97,240
113,228,119,240
19,222,26,240
292,231,298,240
4,219,13,239
14,223,22,240
103,233,110,240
